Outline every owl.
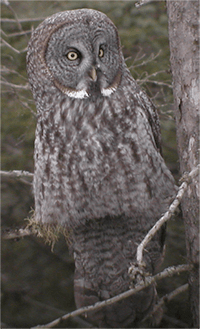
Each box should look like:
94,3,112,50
26,9,176,328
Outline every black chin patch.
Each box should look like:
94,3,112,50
88,81,102,100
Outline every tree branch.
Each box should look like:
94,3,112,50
145,283,189,324
1,38,27,53
136,165,199,266
2,227,33,240
135,0,155,8
0,170,33,178
0,17,46,23
31,264,192,329
1,80,30,90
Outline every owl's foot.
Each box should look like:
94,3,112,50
128,262,151,288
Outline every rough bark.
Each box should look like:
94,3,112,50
166,1,199,327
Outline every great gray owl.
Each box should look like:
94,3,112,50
26,8,177,328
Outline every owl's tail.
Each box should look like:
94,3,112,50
72,215,163,328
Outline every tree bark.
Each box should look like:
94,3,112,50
166,1,199,327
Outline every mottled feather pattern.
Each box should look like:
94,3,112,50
26,9,177,327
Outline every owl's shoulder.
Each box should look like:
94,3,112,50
120,67,162,153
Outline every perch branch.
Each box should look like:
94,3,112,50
145,283,189,324
136,164,199,266
2,227,33,240
0,170,33,178
31,264,192,329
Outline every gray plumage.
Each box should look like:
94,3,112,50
26,9,176,327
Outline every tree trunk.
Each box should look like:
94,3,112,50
166,1,199,327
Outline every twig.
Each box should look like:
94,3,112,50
136,70,172,88
0,80,30,90
0,170,34,178
1,65,28,81
163,314,189,328
31,264,192,329
138,79,172,88
129,50,162,69
146,283,189,325
2,227,33,240
1,38,27,53
137,164,199,266
6,1,29,41
2,0,33,42
1,28,32,37
1,0,9,5
135,0,154,7
0,17,46,23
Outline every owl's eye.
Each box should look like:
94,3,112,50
66,51,79,61
99,48,104,58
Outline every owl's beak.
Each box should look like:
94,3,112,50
89,67,97,82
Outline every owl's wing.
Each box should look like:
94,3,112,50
125,68,163,154
138,88,163,154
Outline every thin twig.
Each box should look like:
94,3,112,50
1,80,30,90
7,3,23,32
163,314,189,328
1,28,32,37
1,38,27,53
31,264,192,329
2,227,33,240
137,165,199,266
135,0,154,7
146,283,189,324
1,65,28,81
138,79,172,88
129,50,162,69
0,17,46,23
6,1,29,41
0,170,34,178
1,0,10,5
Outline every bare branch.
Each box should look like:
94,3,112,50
1,80,30,90
137,164,200,266
1,28,32,37
0,17,46,23
7,7,22,24
0,170,33,178
136,70,172,88
135,0,155,8
138,79,172,89
163,314,189,328
6,1,28,40
1,38,21,54
1,65,28,81
1,0,10,5
1,80,29,90
1,38,27,53
146,283,189,324
31,264,192,329
2,227,33,240
129,50,162,69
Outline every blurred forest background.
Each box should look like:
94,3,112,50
1,1,191,328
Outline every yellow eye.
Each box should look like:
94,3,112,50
99,48,104,58
66,51,78,61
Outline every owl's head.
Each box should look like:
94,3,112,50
27,9,123,100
